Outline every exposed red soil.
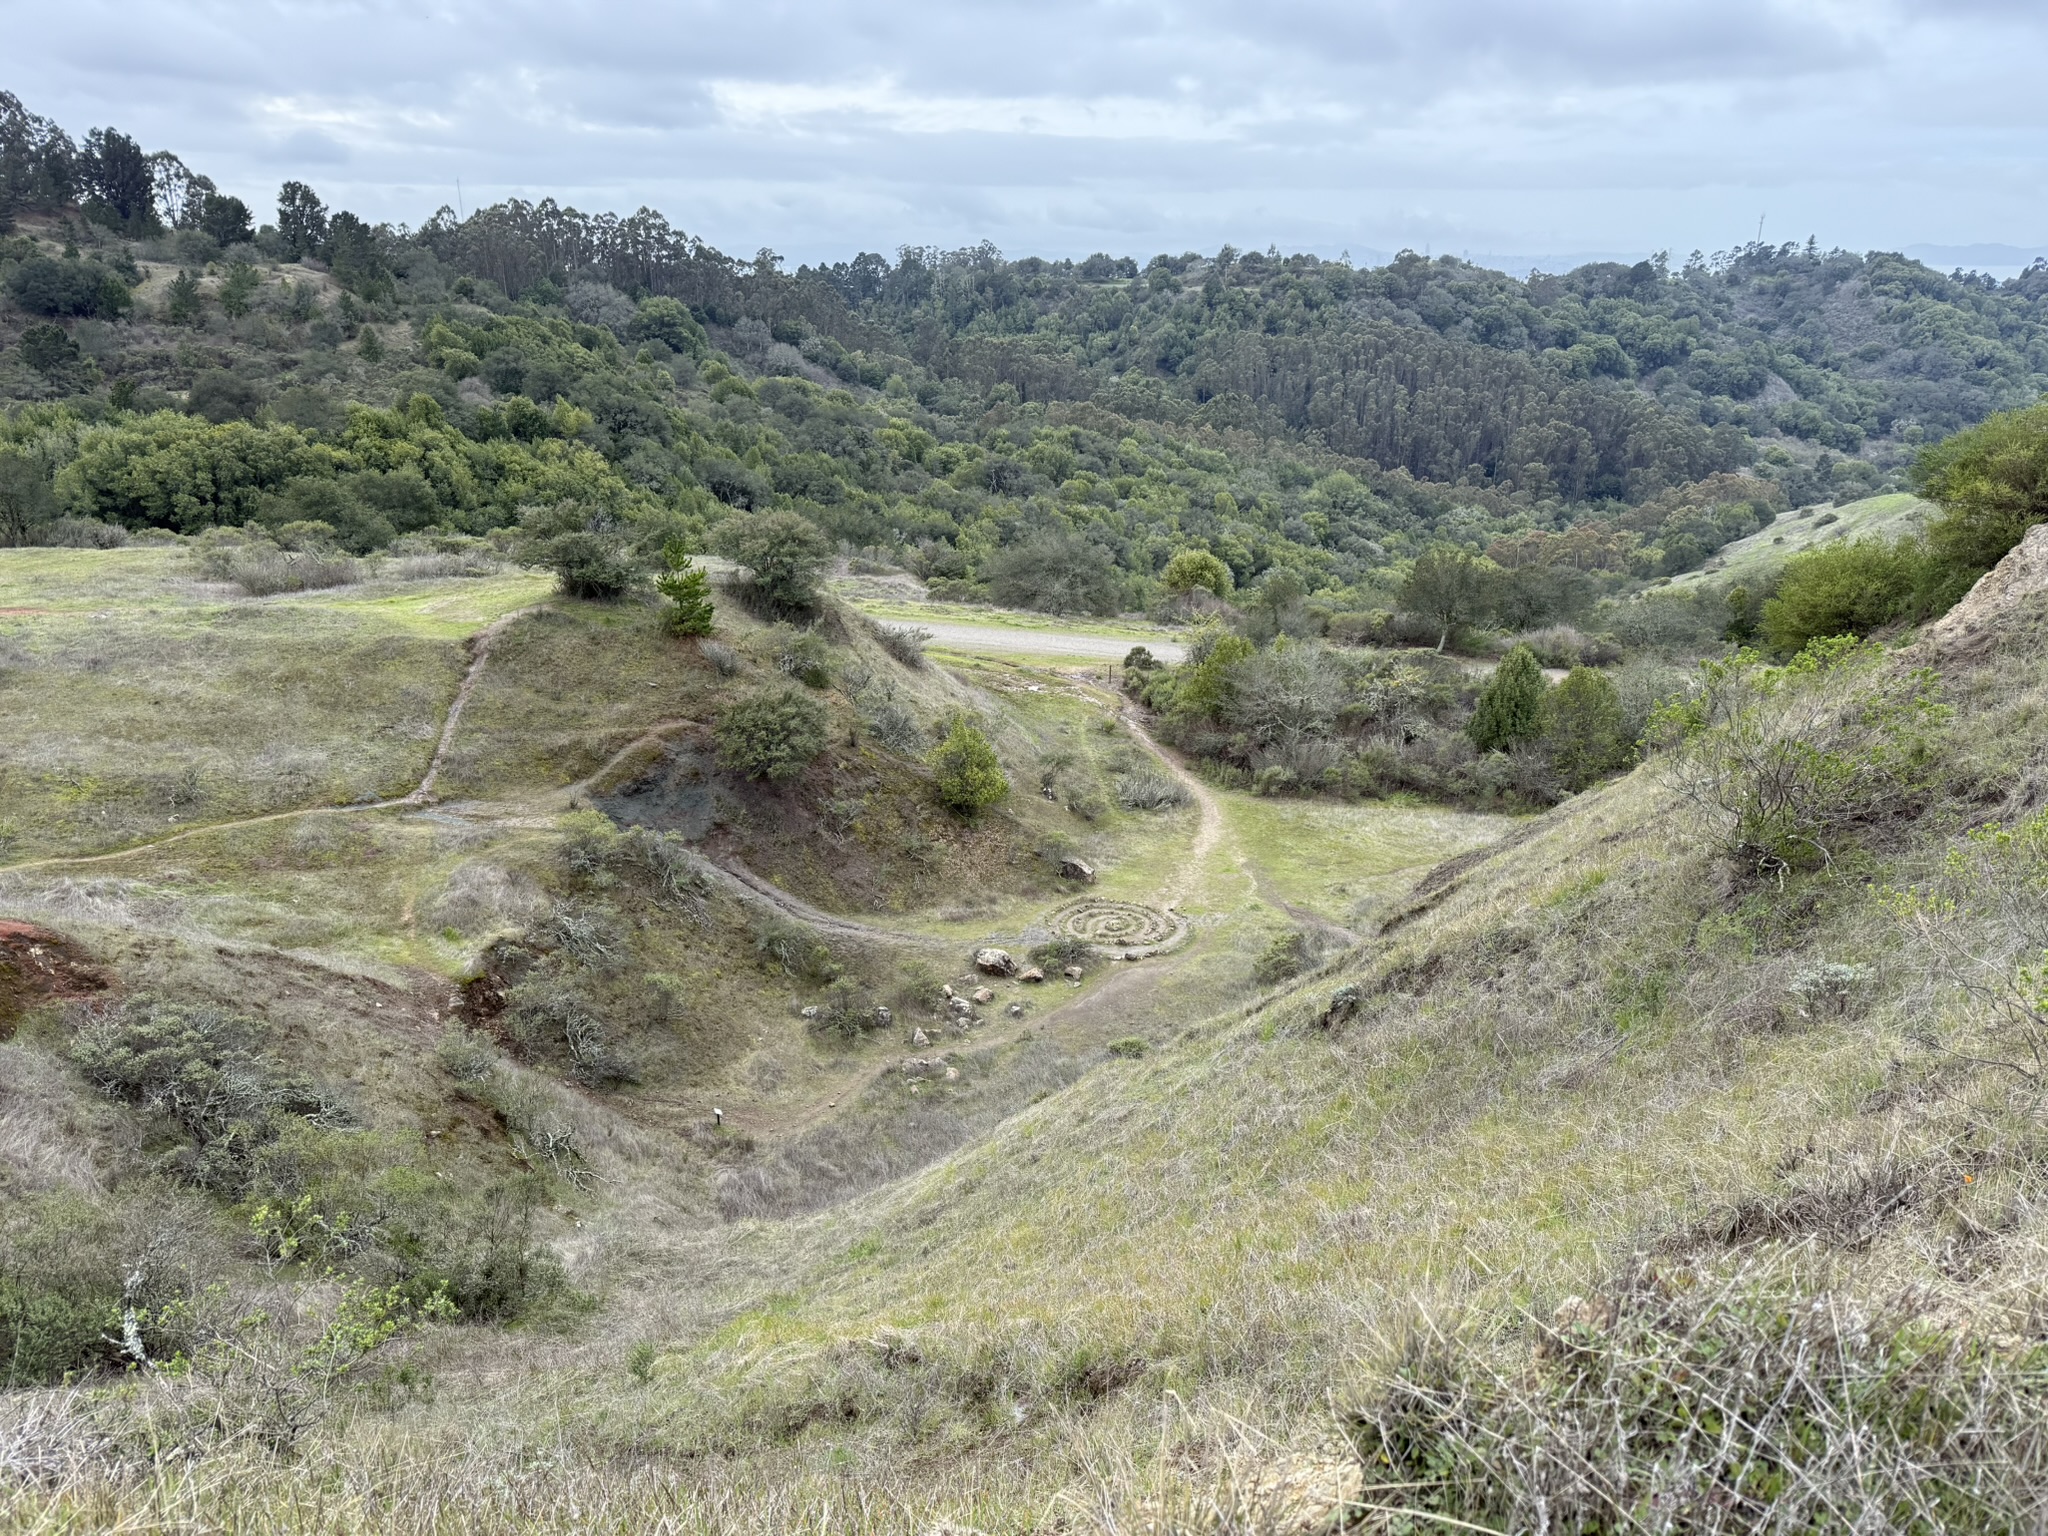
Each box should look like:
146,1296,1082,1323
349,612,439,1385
0,920,112,1038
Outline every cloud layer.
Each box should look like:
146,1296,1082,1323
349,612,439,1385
8,0,2046,268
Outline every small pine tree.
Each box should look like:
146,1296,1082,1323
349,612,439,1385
357,325,385,363
1468,645,1548,753
655,552,715,636
929,719,1008,814
165,269,203,325
1545,666,1631,789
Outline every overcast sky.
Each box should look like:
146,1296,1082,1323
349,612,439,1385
7,0,2047,273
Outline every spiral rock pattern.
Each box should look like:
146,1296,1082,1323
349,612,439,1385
1048,899,1188,956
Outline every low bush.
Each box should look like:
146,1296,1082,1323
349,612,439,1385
36,515,127,549
1659,637,1949,878
929,718,1008,814
70,997,350,1193
1028,936,1093,971
711,508,831,617
1347,1261,2048,1533
716,685,830,782
771,625,832,687
872,622,931,669
1762,536,1924,653
1113,764,1189,810
1252,929,1314,985
750,914,838,983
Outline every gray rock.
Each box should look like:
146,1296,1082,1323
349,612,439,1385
1018,966,1046,983
974,947,1019,976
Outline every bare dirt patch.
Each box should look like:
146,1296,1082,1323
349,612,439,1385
0,920,111,1037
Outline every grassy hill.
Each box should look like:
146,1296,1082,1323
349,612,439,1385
6,526,2048,1530
1670,490,1933,590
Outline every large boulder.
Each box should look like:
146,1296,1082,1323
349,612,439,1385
974,947,1019,976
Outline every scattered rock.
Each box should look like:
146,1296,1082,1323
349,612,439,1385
971,987,994,1004
941,983,956,999
974,947,1019,976
948,996,974,1017
1123,950,1140,962
1059,857,1096,882
1063,965,1084,981
1018,966,1046,983
1318,983,1361,1030
944,1066,960,1082
1008,1002,1024,1017
911,1028,930,1046
874,1006,892,1026
799,1005,819,1020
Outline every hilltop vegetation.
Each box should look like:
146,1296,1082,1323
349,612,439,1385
10,85,2048,636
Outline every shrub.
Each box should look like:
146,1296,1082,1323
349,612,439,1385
1761,537,1923,653
17,322,78,375
1029,936,1094,971
654,553,716,636
716,685,829,782
1114,764,1189,810
750,914,837,982
1660,638,1949,878
863,697,926,757
711,508,831,616
37,516,126,549
699,639,742,676
540,528,638,601
873,622,930,668
985,530,1124,615
1106,1036,1149,1058
1161,548,1233,598
1468,645,1549,753
69,997,348,1192
929,718,1008,814
6,256,129,318
1347,1261,2048,1534
1544,666,1633,790
772,625,832,687
1252,929,1314,985
1914,400,2048,583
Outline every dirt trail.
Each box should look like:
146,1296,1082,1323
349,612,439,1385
408,607,542,803
1119,713,1222,911
0,607,543,876
1120,709,1358,944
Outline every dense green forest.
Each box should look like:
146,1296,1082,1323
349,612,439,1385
6,87,2048,625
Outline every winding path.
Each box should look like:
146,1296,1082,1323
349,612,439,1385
0,607,542,876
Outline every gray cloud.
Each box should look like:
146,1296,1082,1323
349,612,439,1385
5,0,2046,267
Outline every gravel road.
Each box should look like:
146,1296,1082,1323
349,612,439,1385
887,619,1186,664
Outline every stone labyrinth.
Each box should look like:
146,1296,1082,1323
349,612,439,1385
1047,898,1190,958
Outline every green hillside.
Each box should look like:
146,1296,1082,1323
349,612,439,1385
14,82,2048,1536
1671,491,1934,589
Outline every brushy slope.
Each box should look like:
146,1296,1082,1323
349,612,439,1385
7,540,2048,1532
